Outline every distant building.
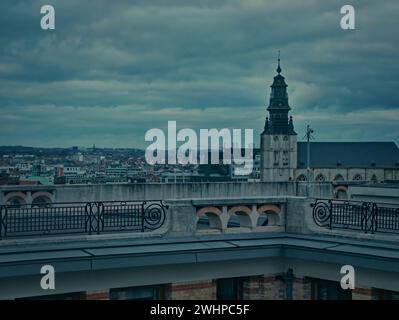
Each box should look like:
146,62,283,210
64,166,80,177
160,171,192,183
53,165,64,178
106,163,128,177
260,58,399,183
230,153,261,181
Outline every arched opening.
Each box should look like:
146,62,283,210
296,174,307,181
257,215,268,226
256,211,280,226
5,192,27,207
371,174,378,183
196,215,210,229
196,206,223,230
6,196,26,208
227,215,241,228
257,204,281,227
227,206,252,228
334,174,344,181
196,212,223,230
32,195,52,207
336,190,348,199
334,186,348,199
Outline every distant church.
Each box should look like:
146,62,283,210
260,57,399,183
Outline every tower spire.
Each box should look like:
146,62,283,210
265,52,295,135
277,50,281,74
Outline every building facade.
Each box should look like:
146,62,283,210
1,194,399,300
260,60,399,183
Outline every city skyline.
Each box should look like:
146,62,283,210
1,0,398,148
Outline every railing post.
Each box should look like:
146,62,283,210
97,202,104,235
0,206,7,240
361,202,366,233
372,203,377,234
328,200,333,230
141,201,146,232
0,206,3,240
86,202,92,235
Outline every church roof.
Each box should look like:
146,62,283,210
297,142,399,169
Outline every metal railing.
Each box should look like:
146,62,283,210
0,200,168,239
311,199,399,234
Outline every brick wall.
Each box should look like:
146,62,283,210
85,290,110,300
261,276,285,299
168,280,216,300
79,276,322,301
352,287,375,300
242,276,262,300
293,277,311,300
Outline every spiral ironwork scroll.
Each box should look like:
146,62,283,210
143,202,167,230
312,200,331,227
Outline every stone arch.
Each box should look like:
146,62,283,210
257,204,281,226
334,185,348,199
315,174,326,182
31,191,53,207
4,191,27,206
334,174,344,181
32,197,52,207
227,205,252,228
257,204,280,215
196,206,223,229
227,205,251,216
197,206,222,217
296,174,307,181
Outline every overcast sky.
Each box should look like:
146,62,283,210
0,0,398,148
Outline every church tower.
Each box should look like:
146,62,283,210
261,54,297,181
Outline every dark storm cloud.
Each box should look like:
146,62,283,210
0,0,398,147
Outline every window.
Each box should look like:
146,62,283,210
310,278,352,300
216,278,245,300
297,174,307,181
282,151,289,166
315,174,326,182
110,285,166,300
353,174,363,181
274,151,279,166
334,174,344,181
